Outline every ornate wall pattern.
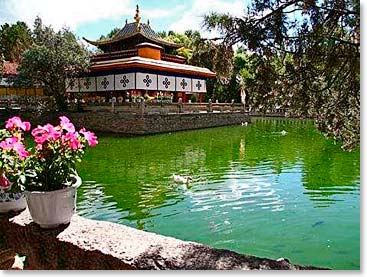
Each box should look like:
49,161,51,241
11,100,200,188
96,75,114,92
158,75,175,91
78,77,97,92
175,77,192,92
136,73,158,90
115,73,135,90
192,79,206,93
66,73,206,93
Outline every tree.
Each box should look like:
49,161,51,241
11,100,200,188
158,30,195,60
16,17,90,111
159,30,236,101
203,0,360,150
0,54,4,81
159,30,234,82
99,27,120,40
0,21,32,62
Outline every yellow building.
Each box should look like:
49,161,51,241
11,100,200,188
0,61,43,96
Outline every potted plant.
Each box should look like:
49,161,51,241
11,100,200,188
190,94,198,103
24,116,98,228
0,116,31,213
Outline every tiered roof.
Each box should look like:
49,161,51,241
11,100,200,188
83,5,181,51
82,5,216,80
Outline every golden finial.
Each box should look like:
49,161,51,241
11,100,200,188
134,4,141,24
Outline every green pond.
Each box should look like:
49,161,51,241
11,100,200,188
76,118,360,270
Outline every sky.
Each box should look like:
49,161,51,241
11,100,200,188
0,0,249,41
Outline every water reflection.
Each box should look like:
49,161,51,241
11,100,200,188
185,164,285,214
77,118,359,220
77,181,125,223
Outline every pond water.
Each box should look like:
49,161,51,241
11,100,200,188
76,118,360,270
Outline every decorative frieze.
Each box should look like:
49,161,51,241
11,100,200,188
96,75,114,91
158,75,175,91
65,78,79,93
176,77,192,92
115,73,135,90
136,73,157,90
72,74,206,93
192,78,206,93
79,77,96,92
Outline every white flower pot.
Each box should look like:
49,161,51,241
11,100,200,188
24,176,82,229
0,192,27,213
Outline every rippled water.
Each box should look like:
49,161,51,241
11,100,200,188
76,118,360,269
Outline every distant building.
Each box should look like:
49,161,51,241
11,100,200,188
66,5,216,104
0,61,43,97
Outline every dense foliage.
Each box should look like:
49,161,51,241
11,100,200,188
158,30,238,102
203,0,360,150
15,17,90,111
0,21,32,62
0,54,3,81
99,27,120,40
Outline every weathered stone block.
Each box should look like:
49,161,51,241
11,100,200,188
0,210,326,270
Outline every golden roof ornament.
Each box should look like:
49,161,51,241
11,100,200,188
134,5,141,24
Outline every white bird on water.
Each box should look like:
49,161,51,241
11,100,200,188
173,174,193,184
241,122,248,126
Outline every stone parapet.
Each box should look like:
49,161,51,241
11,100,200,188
0,210,326,270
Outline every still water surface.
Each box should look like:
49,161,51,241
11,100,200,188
76,118,360,269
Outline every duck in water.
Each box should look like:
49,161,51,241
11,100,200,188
173,175,194,189
173,174,193,184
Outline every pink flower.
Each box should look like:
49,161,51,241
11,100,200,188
62,132,82,150
5,116,31,132
31,124,62,145
0,174,11,189
80,128,98,147
59,116,75,133
0,137,19,149
0,136,29,160
12,142,30,160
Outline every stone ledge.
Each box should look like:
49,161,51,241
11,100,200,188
0,210,326,270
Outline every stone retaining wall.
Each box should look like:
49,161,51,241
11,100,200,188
0,210,325,270
64,112,251,135
1,110,251,135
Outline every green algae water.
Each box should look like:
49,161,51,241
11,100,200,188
76,118,360,269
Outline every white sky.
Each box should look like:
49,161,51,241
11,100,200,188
0,0,247,37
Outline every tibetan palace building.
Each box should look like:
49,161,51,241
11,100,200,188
66,5,216,104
